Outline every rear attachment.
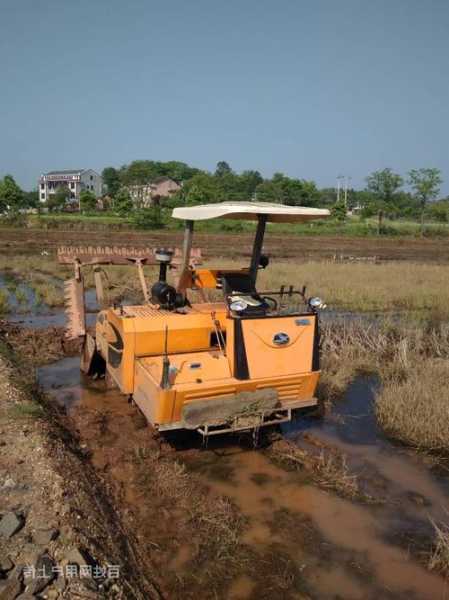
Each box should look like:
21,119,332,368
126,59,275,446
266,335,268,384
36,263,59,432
196,407,293,437
159,389,297,441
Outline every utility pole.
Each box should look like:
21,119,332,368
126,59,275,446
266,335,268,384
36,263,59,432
337,175,344,203
344,176,352,208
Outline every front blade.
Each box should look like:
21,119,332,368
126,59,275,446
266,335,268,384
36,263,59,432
64,278,86,339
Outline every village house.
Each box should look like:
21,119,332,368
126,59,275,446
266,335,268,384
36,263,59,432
38,169,102,205
128,176,181,208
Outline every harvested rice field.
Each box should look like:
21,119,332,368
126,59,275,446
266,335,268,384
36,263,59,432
1,233,449,599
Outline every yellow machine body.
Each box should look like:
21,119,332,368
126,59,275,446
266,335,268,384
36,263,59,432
94,287,321,435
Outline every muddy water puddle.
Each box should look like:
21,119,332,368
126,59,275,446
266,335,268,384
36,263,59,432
38,358,449,599
0,272,99,328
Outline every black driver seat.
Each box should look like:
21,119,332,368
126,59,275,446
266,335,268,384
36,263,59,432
220,272,269,317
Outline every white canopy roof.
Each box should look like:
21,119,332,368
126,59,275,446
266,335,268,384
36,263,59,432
172,201,330,223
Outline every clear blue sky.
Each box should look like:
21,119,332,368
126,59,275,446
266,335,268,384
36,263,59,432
1,0,448,193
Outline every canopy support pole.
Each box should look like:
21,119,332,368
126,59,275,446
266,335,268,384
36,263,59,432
176,219,194,293
181,220,194,272
249,215,267,285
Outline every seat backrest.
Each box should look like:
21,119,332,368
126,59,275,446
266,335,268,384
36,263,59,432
221,272,255,296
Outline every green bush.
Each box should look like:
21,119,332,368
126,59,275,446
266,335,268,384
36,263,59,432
330,201,347,222
0,211,27,228
80,190,97,212
132,206,166,229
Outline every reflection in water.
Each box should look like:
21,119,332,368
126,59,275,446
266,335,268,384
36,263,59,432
38,359,449,599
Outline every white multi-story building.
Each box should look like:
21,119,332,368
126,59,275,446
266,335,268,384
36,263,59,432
38,169,102,205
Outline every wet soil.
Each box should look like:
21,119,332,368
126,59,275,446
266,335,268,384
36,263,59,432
0,320,81,365
0,343,161,599
2,227,449,263
36,357,449,599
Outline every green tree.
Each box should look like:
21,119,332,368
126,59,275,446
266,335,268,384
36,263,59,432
215,161,232,177
239,170,263,200
160,161,200,182
408,168,443,233
102,167,121,197
255,174,319,206
22,190,39,209
0,175,24,212
46,185,70,212
80,189,97,212
121,160,160,185
118,160,200,187
255,180,284,203
426,199,449,223
114,188,134,216
365,168,403,213
215,172,247,201
181,172,219,205
331,200,347,222
133,206,165,229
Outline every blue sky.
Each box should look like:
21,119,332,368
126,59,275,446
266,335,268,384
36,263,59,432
1,0,448,193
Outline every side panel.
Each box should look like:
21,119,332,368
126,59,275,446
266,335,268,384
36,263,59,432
241,315,316,379
134,360,175,424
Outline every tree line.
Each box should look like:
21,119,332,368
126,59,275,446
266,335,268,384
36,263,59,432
1,161,448,224
102,161,448,224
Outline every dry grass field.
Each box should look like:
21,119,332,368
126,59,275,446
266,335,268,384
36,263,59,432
320,319,449,452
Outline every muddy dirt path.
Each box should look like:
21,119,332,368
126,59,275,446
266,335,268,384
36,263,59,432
38,358,449,600
2,227,449,263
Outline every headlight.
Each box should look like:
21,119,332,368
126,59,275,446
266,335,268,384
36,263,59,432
309,296,326,310
230,299,248,312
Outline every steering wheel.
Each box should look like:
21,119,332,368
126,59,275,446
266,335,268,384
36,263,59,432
262,296,278,311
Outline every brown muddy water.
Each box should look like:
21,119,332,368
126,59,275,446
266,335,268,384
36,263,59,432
36,355,449,600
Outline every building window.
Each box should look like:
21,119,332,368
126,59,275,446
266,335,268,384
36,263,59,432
90,185,94,190
41,193,45,200
40,183,45,190
70,182,75,189
70,192,75,199
90,175,93,181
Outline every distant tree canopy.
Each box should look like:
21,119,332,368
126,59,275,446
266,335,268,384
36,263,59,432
46,185,70,212
102,167,121,197
115,160,200,188
80,189,97,212
114,188,133,216
256,173,319,206
214,161,233,177
0,175,24,212
365,168,404,215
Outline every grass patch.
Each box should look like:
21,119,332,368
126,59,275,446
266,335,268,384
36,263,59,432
376,360,449,452
320,318,449,452
268,439,373,501
260,261,449,320
8,401,45,419
0,289,9,315
198,259,449,320
429,518,449,577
